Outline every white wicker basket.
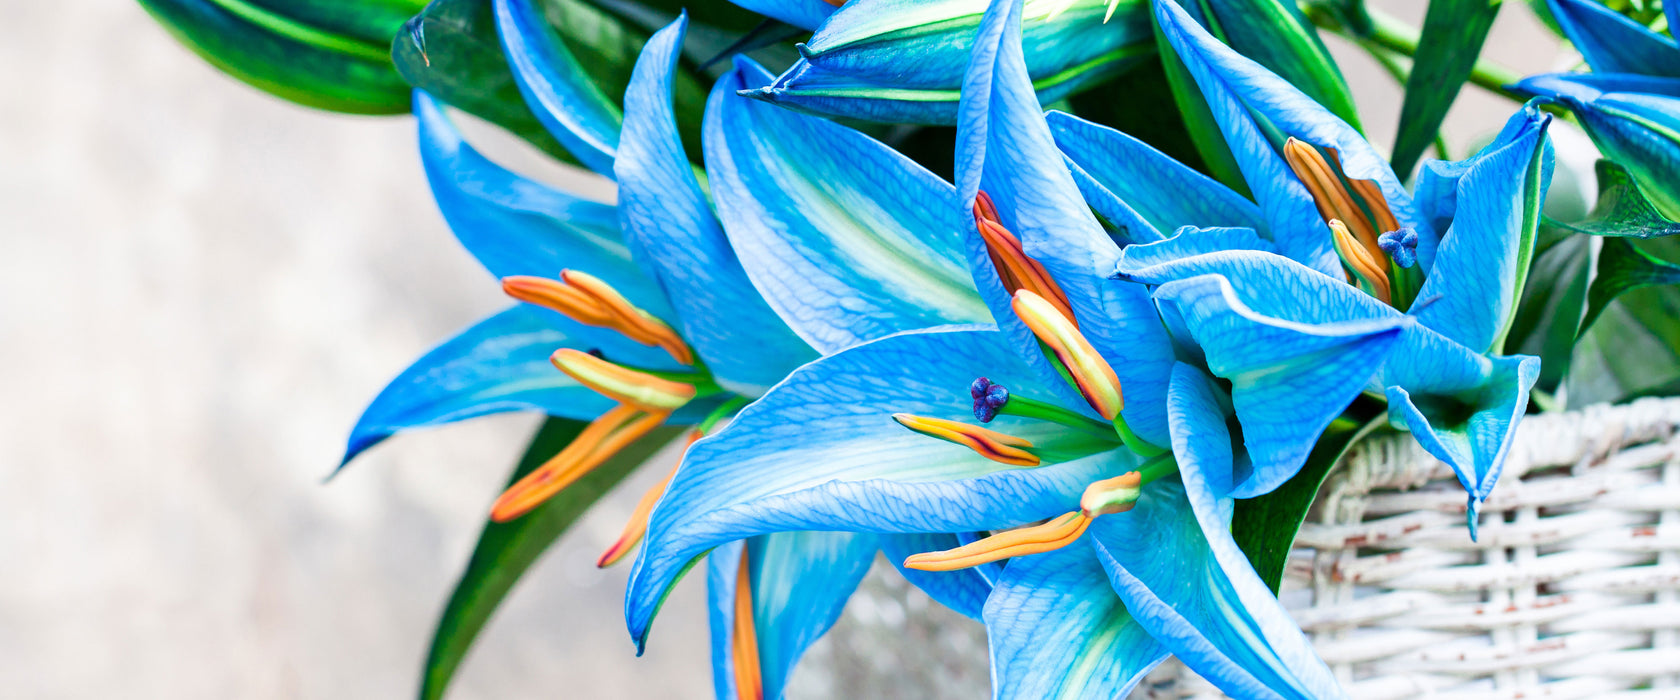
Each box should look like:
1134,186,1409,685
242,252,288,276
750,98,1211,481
1134,396,1680,699
798,398,1680,698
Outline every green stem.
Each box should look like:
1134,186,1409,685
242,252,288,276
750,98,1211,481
1136,452,1179,486
1113,413,1170,458
697,396,750,434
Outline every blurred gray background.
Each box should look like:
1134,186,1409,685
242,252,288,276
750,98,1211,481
0,1,1583,698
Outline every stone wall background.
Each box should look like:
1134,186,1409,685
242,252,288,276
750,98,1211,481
0,1,1579,698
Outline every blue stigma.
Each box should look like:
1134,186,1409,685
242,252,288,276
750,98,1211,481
970,377,1010,423
1378,227,1419,269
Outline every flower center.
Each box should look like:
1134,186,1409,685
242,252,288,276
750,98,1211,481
1281,138,1422,308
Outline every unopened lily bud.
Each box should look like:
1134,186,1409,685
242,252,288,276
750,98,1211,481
1012,290,1124,421
747,0,1152,124
552,349,697,413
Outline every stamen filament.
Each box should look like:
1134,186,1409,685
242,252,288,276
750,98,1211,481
597,432,701,568
892,414,1040,466
1013,290,1124,421
732,554,764,700
552,349,698,413
490,405,668,522
903,512,1092,571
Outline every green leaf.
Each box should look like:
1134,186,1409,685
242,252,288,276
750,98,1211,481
419,417,682,700
1551,160,1680,239
1233,400,1385,592
1581,237,1680,334
245,0,429,44
139,0,414,114
1501,225,1593,392
1567,235,1680,406
1390,0,1501,178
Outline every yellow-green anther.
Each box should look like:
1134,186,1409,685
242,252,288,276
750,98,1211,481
551,349,697,412
1012,290,1124,421
1080,471,1142,517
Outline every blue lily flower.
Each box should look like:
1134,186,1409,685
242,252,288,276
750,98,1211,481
354,11,1003,696
1515,0,1680,219
627,0,1409,695
1101,0,1553,532
746,0,1153,124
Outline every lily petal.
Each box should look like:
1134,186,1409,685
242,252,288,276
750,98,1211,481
1089,363,1347,700
1153,0,1424,274
625,327,1136,649
1386,354,1541,535
706,57,990,354
493,0,621,177
728,0,836,31
1115,226,1276,274
416,91,669,317
1046,111,1265,243
1412,105,1552,354
1151,270,1405,496
616,18,816,395
983,546,1166,700
957,0,1176,445
341,305,664,468
882,533,995,620
1546,0,1680,77
708,532,879,700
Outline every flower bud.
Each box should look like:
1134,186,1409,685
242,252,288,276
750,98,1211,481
747,0,1153,124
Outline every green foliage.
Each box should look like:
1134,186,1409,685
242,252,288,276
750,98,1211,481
420,417,682,700
1503,226,1593,392
1567,239,1680,406
1552,161,1680,239
1391,0,1502,178
138,0,418,114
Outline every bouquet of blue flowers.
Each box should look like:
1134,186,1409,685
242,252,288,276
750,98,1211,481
138,0,1680,696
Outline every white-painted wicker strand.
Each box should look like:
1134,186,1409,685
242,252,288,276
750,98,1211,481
1129,397,1680,699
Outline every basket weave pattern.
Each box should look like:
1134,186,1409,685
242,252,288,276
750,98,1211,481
1132,397,1680,699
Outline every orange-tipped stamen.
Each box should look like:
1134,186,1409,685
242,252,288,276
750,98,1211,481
1080,471,1143,517
560,270,693,364
902,511,1093,572
551,349,697,413
1329,220,1392,304
490,405,668,522
1012,290,1124,421
502,275,618,326
732,554,764,700
892,413,1040,467
1282,138,1384,254
973,192,1078,324
596,431,702,568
